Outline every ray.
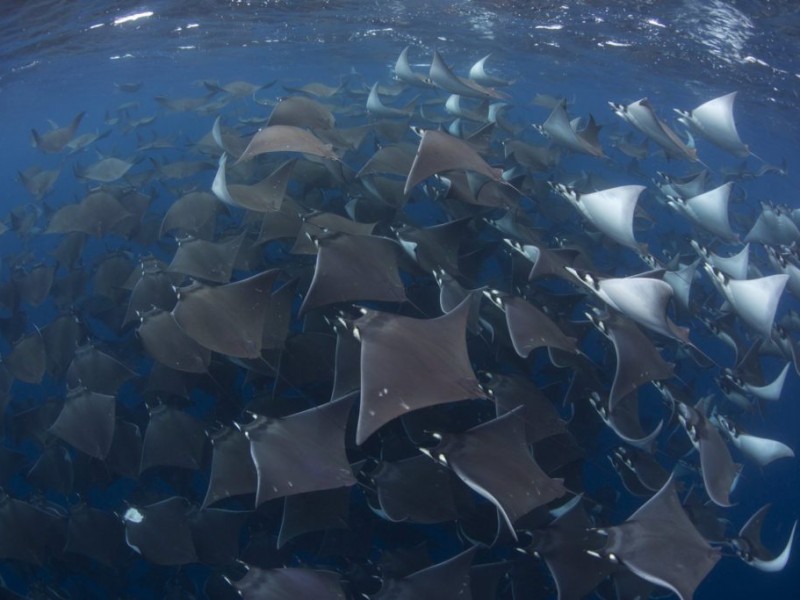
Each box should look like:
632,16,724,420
367,82,415,118
567,270,690,344
536,103,606,158
524,500,616,600
484,372,568,444
588,309,674,409
716,415,795,467
122,266,179,327
123,497,198,565
423,407,566,537
353,296,487,445
48,387,116,460
677,402,738,507
598,476,721,600
65,503,128,567
299,232,407,315
610,445,670,493
66,344,136,395
46,190,133,238
394,218,473,275
429,50,506,99
486,291,579,358
674,92,749,158
663,258,701,311
745,204,800,245
233,567,346,600
394,46,434,88
374,546,477,600
13,263,55,307
168,233,244,284
74,156,135,183
610,98,697,161
733,504,797,572
202,425,258,507
657,169,710,199
278,487,350,548
706,269,788,338
139,404,206,472
370,454,464,524
267,95,335,130
160,190,224,240
171,269,280,359
106,420,142,479
242,397,356,507
137,308,211,373
5,328,46,384
404,129,503,195
667,182,739,242
551,183,644,251
357,143,417,178
235,125,339,163
468,53,513,87
0,495,66,565
213,154,295,212
589,391,664,451
31,111,85,153
189,507,248,565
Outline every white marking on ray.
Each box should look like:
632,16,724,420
751,521,797,573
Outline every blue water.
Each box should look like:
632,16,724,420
0,1,798,598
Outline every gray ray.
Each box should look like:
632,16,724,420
468,54,513,86
536,103,605,158
610,98,697,161
716,415,794,467
675,92,749,158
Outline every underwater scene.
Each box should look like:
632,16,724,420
0,0,798,598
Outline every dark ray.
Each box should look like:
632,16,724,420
137,308,211,373
423,407,567,537
598,476,721,600
66,344,135,395
122,265,178,327
27,443,73,495
48,386,115,459
168,233,244,284
65,503,128,567
236,125,339,163
46,190,133,238
300,232,407,315
242,396,356,506
267,96,335,129
484,373,567,444
5,328,46,384
374,546,477,600
353,296,487,445
106,419,142,479
404,129,503,195
214,156,295,213
123,497,198,566
160,191,224,240
139,404,206,472
588,309,674,409
0,494,66,565
189,507,248,565
13,263,55,307
677,402,738,507
278,487,350,548
202,425,258,508
370,454,464,524
394,218,472,276
524,500,616,600
487,291,580,358
172,269,280,359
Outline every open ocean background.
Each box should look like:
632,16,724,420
0,1,798,598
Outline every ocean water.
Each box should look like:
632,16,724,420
0,1,798,598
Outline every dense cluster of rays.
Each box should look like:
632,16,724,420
0,46,796,599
